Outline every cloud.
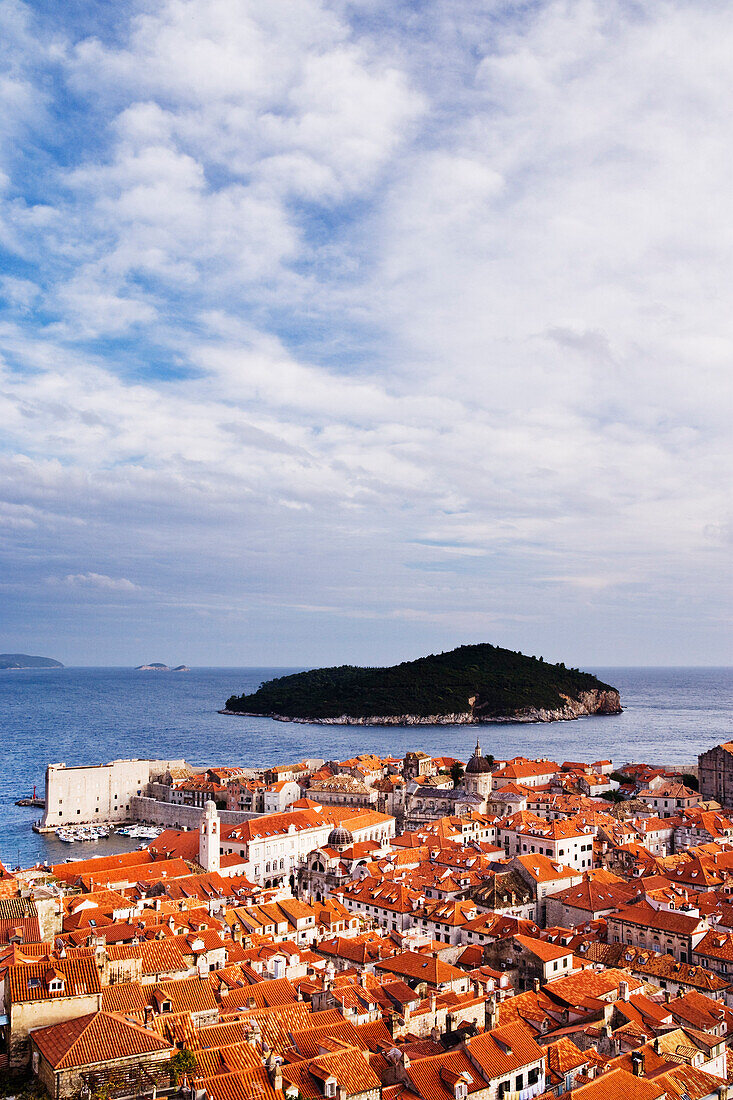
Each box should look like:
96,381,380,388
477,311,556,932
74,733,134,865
58,573,141,592
0,0,730,664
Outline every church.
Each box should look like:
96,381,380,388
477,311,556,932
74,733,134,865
402,740,493,829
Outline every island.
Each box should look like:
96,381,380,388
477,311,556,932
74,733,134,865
135,663,190,671
0,654,64,670
221,642,622,725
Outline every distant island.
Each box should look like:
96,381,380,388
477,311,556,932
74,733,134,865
222,642,622,725
0,654,64,670
135,663,190,672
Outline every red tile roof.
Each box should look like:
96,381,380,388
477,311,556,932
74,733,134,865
32,1011,171,1069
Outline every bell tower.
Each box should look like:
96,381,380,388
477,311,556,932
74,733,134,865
199,800,220,873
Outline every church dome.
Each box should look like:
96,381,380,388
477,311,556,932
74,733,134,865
465,739,492,774
327,824,354,848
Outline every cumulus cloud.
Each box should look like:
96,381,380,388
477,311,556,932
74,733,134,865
0,0,730,664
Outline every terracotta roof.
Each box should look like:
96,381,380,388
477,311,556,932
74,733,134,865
289,1020,363,1060
544,1036,588,1083
406,1048,489,1100
32,1011,171,1069
281,1045,381,1099
193,1042,263,1078
101,981,149,1015
7,954,102,1003
52,850,155,880
514,853,579,883
151,975,218,1015
570,1068,665,1100
375,951,465,985
608,905,706,935
219,976,299,1012
465,1021,544,1079
141,938,188,976
196,1065,283,1100
513,934,572,962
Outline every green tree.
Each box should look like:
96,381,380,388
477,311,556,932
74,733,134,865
170,1049,196,1086
682,773,699,791
450,763,465,785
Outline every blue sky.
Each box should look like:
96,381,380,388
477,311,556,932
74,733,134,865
0,0,731,668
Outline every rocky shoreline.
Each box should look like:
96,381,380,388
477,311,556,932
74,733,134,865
219,687,622,726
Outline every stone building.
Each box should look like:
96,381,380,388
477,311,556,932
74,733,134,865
4,954,103,1067
307,775,378,808
699,743,733,808
403,751,436,780
31,1012,173,1099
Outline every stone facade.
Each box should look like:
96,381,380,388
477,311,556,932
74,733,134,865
699,743,733,807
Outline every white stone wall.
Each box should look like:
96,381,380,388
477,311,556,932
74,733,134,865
40,758,187,828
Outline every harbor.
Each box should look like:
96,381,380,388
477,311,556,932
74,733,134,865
53,823,163,845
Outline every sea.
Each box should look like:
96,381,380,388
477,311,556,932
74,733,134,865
0,665,731,870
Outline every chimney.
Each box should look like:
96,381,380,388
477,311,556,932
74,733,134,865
619,980,629,1001
631,1051,645,1078
663,989,671,1003
533,978,541,993
484,995,497,1032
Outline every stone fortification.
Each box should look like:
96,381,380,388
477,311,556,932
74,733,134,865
38,757,188,831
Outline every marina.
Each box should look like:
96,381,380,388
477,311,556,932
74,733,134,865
53,824,163,844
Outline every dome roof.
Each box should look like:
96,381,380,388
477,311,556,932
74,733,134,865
465,739,493,774
327,824,354,848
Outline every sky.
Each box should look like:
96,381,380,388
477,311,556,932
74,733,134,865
0,0,731,669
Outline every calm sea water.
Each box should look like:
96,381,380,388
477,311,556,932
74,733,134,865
1,666,731,869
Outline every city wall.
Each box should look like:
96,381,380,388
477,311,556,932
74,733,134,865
129,796,259,830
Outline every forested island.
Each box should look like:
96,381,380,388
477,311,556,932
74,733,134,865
0,654,64,670
222,643,621,725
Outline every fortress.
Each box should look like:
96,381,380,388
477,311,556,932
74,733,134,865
37,758,187,831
